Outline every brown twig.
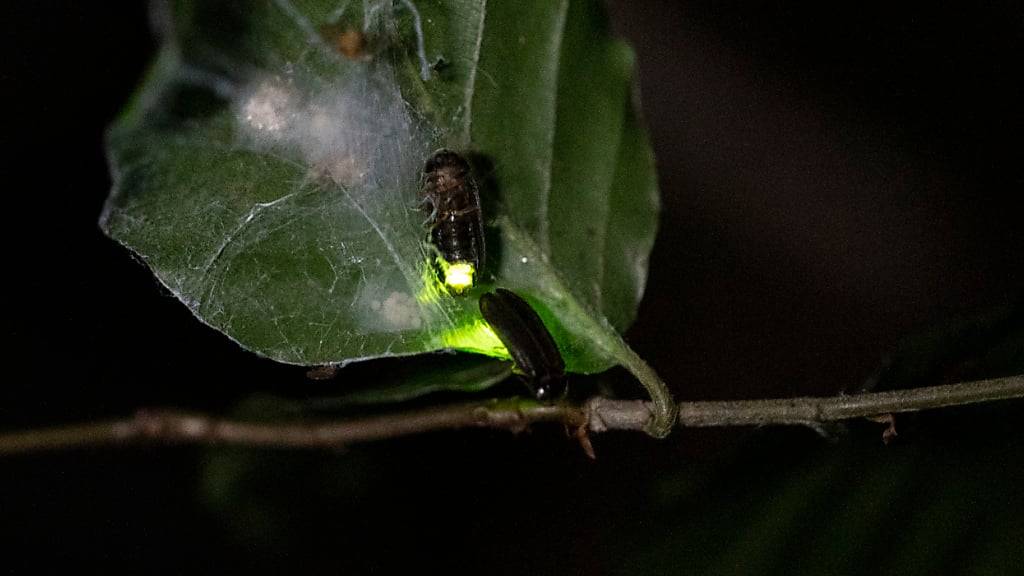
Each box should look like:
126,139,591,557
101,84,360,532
0,375,1022,455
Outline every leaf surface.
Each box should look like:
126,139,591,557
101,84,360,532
103,0,667,428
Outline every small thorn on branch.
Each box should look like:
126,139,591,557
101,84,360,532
573,425,597,460
867,413,898,445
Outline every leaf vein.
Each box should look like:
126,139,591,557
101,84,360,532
537,0,571,251
461,0,488,144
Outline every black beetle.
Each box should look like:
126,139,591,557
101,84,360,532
479,288,567,400
420,149,485,292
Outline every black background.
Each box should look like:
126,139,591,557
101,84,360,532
2,1,1022,574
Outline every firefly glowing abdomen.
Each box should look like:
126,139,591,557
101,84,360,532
421,149,484,291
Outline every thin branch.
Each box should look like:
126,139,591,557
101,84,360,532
1,375,1022,455
673,374,1024,427
0,400,582,455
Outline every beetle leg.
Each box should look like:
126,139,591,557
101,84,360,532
418,197,437,225
448,206,479,218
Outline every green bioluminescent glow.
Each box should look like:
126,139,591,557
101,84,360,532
416,256,455,306
433,256,476,294
414,253,507,358
438,318,510,359
443,261,475,293
416,256,477,305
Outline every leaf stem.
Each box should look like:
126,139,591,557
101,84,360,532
603,337,677,437
1,375,1021,455
497,217,678,437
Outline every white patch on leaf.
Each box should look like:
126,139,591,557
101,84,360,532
239,79,296,134
232,57,432,193
380,291,422,329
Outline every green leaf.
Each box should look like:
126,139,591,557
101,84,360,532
102,0,671,433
